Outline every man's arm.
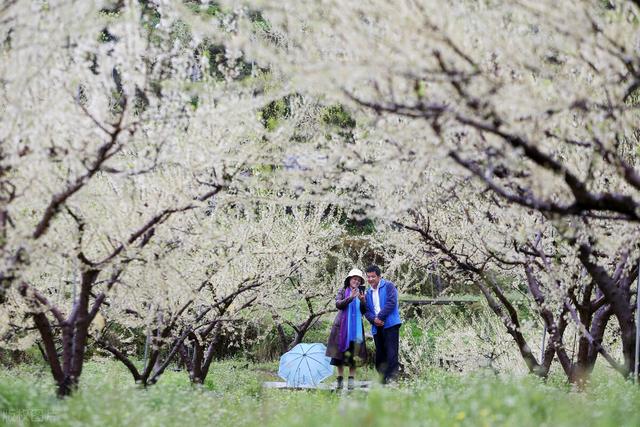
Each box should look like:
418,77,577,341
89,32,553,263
376,281,397,322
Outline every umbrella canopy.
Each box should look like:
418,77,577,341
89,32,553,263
278,343,333,387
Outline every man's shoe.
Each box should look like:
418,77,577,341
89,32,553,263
336,376,344,390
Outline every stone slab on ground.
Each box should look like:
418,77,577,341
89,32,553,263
263,381,372,391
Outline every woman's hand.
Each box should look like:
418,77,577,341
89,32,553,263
358,291,365,303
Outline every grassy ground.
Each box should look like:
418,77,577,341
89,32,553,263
1,358,639,427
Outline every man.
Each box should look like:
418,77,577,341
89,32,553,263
364,265,402,384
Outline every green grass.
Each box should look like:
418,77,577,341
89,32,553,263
1,359,639,426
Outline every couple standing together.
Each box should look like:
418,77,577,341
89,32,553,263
326,265,402,390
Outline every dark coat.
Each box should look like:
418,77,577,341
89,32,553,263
325,288,368,361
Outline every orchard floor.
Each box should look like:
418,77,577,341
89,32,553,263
1,358,639,427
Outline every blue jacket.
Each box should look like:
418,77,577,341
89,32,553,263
365,278,402,335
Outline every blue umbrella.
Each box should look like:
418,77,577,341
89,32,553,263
278,343,333,387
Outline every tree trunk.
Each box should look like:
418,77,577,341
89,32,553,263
64,269,98,392
187,332,204,384
476,278,546,376
199,324,223,383
579,245,636,376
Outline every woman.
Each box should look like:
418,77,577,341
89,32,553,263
326,268,368,390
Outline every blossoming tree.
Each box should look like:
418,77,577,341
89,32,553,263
231,0,640,381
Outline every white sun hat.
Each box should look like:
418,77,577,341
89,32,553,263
344,268,366,287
